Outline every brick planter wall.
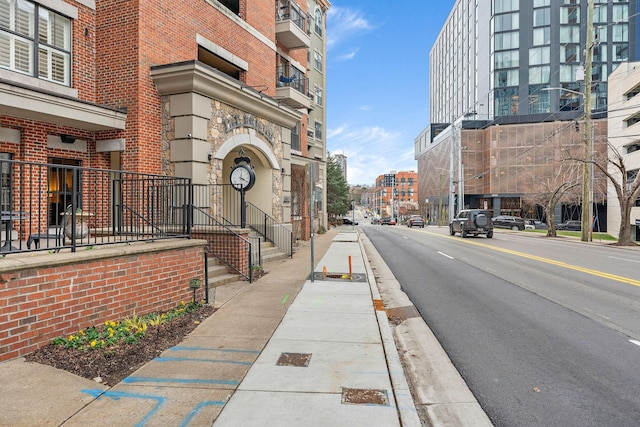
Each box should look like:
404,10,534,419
0,240,206,362
192,228,250,275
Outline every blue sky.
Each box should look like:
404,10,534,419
326,0,456,185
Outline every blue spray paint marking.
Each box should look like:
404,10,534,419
179,400,226,427
170,346,260,354
123,377,239,386
82,389,166,427
154,356,253,365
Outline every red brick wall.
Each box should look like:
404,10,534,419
193,228,250,274
0,243,205,362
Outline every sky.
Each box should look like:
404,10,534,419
326,0,456,186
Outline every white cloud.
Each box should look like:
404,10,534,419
337,49,358,61
328,125,417,185
326,7,374,50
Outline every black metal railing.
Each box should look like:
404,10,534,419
246,202,293,257
276,0,310,34
190,205,260,282
0,159,191,255
276,65,309,97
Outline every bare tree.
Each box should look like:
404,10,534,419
594,141,640,245
521,160,582,237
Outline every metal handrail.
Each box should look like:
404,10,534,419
246,202,292,257
191,205,261,282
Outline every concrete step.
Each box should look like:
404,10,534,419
208,272,243,288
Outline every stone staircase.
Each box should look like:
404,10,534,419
206,237,290,288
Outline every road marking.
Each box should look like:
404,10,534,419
630,339,640,348
437,251,454,259
403,236,408,239
609,256,640,263
427,231,640,287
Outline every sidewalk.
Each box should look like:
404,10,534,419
0,228,422,426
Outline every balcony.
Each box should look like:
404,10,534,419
275,66,311,110
276,0,311,50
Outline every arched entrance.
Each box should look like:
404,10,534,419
214,132,283,225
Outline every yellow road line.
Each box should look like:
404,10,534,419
427,231,640,287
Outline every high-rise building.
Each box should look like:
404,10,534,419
334,153,348,181
417,0,635,228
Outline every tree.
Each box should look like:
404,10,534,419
595,141,640,245
521,160,582,237
326,153,350,224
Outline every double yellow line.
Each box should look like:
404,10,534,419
433,232,640,287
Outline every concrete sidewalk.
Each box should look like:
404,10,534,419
0,228,423,426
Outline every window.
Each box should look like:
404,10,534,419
529,46,549,65
314,8,323,37
494,12,518,32
314,85,323,106
560,26,580,43
533,27,550,45
534,8,550,26
218,0,239,15
560,64,580,82
625,114,640,128
561,44,579,63
613,24,628,42
529,66,549,84
494,0,519,14
291,122,301,152
529,85,550,114
495,87,519,116
314,121,322,140
626,143,640,154
495,31,518,50
495,50,518,68
624,84,640,101
495,69,518,87
313,50,322,72
614,44,629,62
560,5,579,24
534,0,550,6
613,4,628,22
0,152,12,214
0,0,71,85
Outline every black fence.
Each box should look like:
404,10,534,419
0,159,191,255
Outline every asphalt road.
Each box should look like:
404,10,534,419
362,221,640,426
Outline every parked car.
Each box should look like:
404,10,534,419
526,219,548,230
492,215,526,231
407,215,425,228
341,217,358,225
449,209,493,238
371,217,380,225
380,217,396,225
556,220,581,231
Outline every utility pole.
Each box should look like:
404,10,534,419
581,0,594,242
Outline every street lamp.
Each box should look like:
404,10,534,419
542,85,593,242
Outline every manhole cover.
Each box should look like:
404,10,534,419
310,272,367,282
276,352,312,367
341,387,388,406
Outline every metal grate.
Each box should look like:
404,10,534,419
341,387,389,406
276,352,312,367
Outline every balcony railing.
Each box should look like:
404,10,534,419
276,0,309,33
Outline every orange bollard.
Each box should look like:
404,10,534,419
322,266,328,277
348,255,352,280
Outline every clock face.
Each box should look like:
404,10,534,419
230,165,255,191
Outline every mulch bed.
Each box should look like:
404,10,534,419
25,305,215,387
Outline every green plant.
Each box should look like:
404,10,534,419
317,225,327,234
50,300,205,351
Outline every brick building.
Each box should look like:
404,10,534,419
0,0,329,239
373,171,419,219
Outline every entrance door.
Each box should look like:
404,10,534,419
48,158,81,226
